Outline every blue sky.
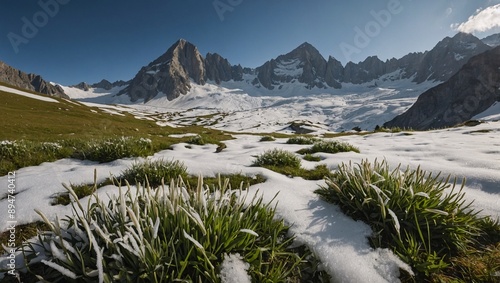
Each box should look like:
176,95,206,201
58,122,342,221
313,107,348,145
1,0,500,85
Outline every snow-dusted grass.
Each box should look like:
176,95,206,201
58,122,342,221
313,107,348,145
298,140,360,155
252,148,302,168
1,122,499,282
16,177,325,282
71,136,153,163
316,159,500,281
119,159,188,187
0,140,71,175
286,136,318,145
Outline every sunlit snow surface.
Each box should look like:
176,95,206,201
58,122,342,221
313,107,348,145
1,79,499,281
0,86,59,103
1,122,500,281
61,74,439,133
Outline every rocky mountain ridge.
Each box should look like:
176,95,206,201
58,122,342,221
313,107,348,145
71,79,128,91
118,33,496,102
0,61,68,98
384,46,500,130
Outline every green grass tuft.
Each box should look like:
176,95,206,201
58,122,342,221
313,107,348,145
286,136,318,145
119,159,188,187
298,140,360,155
15,176,328,282
252,149,332,180
315,159,500,281
71,137,153,163
259,136,276,142
303,153,321,162
252,149,302,168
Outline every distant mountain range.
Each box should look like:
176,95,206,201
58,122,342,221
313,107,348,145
111,32,493,103
2,32,500,130
385,46,500,130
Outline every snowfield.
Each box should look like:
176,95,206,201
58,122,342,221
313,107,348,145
1,120,499,281
1,79,499,282
60,73,439,133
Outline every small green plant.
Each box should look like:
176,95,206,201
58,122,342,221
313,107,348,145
187,135,206,145
374,126,411,133
0,140,72,175
119,159,188,187
72,137,153,163
0,222,50,248
52,183,97,206
286,136,318,145
17,176,327,282
259,136,276,142
315,159,496,281
252,149,301,168
303,153,321,162
298,140,360,155
187,173,266,191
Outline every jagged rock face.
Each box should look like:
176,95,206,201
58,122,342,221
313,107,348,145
71,82,91,91
325,56,343,89
92,79,128,90
413,33,491,83
72,79,128,91
0,61,68,98
121,39,206,102
388,52,424,78
205,53,234,84
255,42,341,90
92,79,113,90
384,46,500,130
343,56,387,84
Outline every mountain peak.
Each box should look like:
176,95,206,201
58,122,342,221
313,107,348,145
121,39,205,101
288,42,322,57
482,33,500,47
298,42,314,49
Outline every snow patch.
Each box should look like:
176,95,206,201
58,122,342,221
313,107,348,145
274,59,303,77
0,85,59,103
219,253,251,283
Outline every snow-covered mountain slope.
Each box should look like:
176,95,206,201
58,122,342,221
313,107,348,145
60,84,127,101
64,71,438,133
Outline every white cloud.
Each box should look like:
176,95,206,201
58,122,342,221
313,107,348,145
452,4,500,33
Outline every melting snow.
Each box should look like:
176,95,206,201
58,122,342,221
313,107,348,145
1,121,499,281
0,85,59,103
